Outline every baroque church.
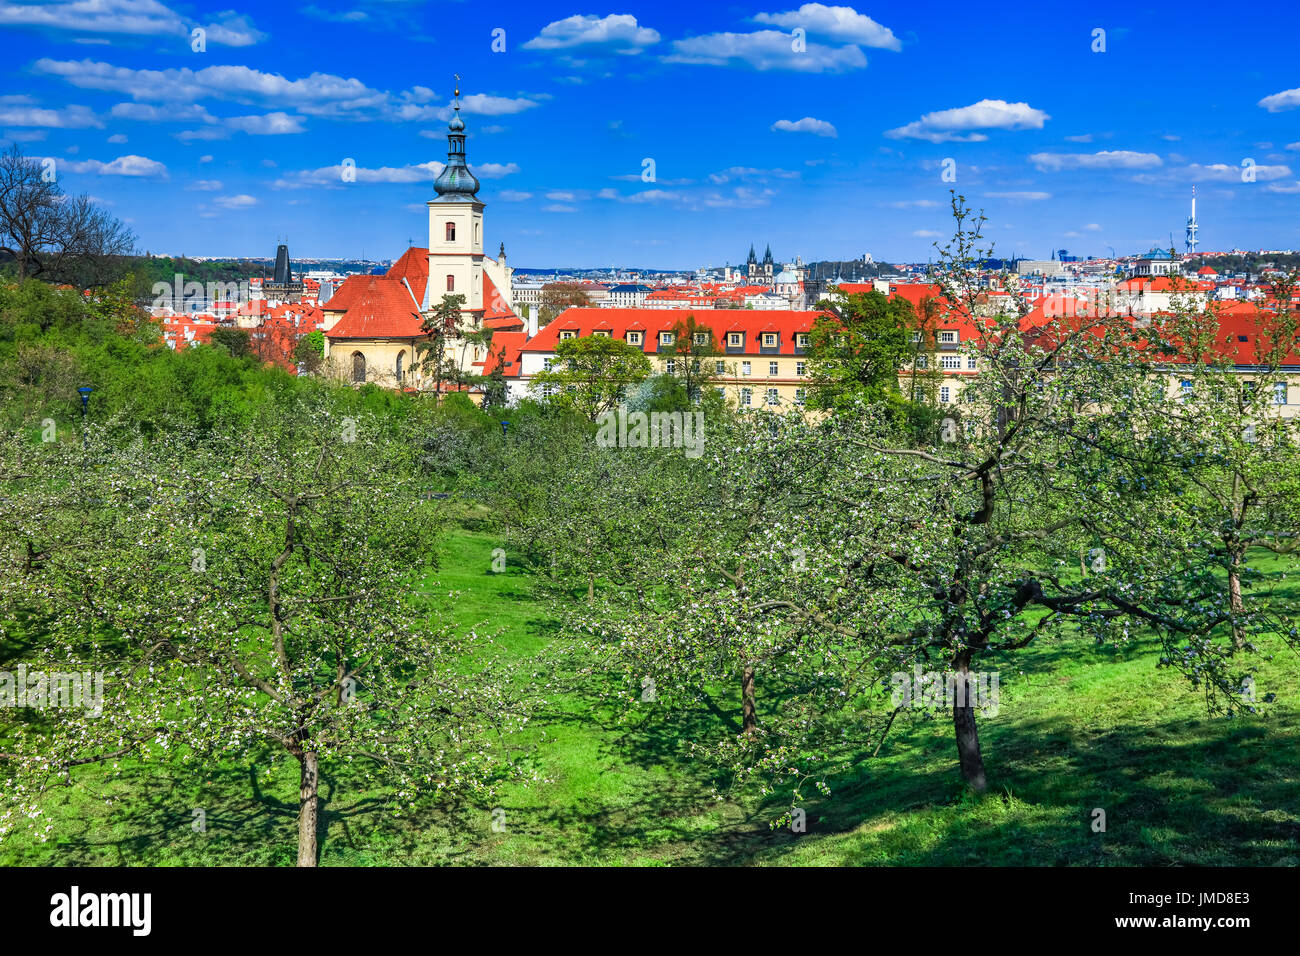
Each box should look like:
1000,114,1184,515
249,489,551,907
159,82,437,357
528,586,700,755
322,85,523,390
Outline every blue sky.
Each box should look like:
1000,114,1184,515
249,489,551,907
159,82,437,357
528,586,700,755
2,0,1298,268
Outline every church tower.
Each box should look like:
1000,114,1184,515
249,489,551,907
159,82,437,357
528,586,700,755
427,79,484,316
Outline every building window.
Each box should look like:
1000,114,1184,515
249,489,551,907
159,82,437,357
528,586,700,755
627,331,642,345
940,331,957,344
715,361,726,374
592,329,610,338
351,351,366,383
941,355,962,370
766,387,779,405
940,386,950,403
693,332,710,346
728,332,742,346
1276,381,1289,405
762,333,777,347
911,331,922,344
659,331,675,346
967,356,977,370
543,357,555,371
445,222,455,242
1181,379,1194,402
741,388,752,406
446,274,455,292
795,388,806,405
742,361,751,376
666,359,676,375
559,330,575,340
916,354,927,369
395,351,405,384
796,333,810,348
769,361,779,376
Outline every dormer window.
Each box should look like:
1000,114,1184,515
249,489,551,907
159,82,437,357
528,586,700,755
796,333,810,348
592,329,610,338
940,331,957,344
445,222,456,242
659,331,675,346
627,331,643,345
728,332,742,346
762,333,777,347
559,330,576,340
693,332,710,346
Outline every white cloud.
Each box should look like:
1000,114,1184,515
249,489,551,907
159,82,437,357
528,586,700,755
0,1,264,46
60,153,166,176
664,30,867,72
1258,87,1300,113
0,103,102,128
497,190,533,201
34,58,413,119
214,194,257,209
277,161,446,187
985,190,1050,200
1029,150,1162,171
886,99,1049,143
476,162,520,179
1064,134,1093,143
543,204,577,213
187,179,222,191
708,166,799,184
523,13,660,52
912,229,942,237
1284,142,1300,151
1184,162,1291,183
226,112,305,135
771,116,837,137
886,199,941,209
753,4,900,50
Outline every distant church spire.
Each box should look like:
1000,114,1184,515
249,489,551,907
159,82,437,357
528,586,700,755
433,74,480,201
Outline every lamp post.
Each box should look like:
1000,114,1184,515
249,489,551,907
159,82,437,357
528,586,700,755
77,386,93,449
499,420,510,438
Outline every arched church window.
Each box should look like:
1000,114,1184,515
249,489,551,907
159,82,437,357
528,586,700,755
351,351,366,383
396,350,406,384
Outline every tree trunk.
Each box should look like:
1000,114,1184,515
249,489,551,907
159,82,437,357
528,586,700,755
1229,553,1245,650
297,749,320,867
741,666,757,734
952,651,987,792
587,572,595,601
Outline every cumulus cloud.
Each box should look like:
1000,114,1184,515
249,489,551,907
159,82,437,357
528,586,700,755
60,153,166,176
1183,162,1291,182
1258,87,1300,112
886,99,1049,143
523,14,659,52
0,0,264,46
214,194,257,209
33,58,419,119
664,30,867,72
753,4,900,50
0,102,102,128
1029,150,1162,171
771,116,837,137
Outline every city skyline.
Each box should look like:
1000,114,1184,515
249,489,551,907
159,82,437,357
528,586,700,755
2,0,1299,267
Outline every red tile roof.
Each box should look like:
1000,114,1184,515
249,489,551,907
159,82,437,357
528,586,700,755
521,308,829,355
387,246,430,304
482,330,527,376
324,277,424,339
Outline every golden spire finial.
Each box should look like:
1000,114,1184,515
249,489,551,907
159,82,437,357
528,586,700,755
453,73,460,100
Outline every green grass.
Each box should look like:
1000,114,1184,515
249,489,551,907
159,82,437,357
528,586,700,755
3,530,1298,866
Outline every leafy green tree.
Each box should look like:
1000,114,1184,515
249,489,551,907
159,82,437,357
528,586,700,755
529,334,651,422
210,326,252,359
294,329,325,374
416,293,468,399
806,289,914,416
0,405,531,865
